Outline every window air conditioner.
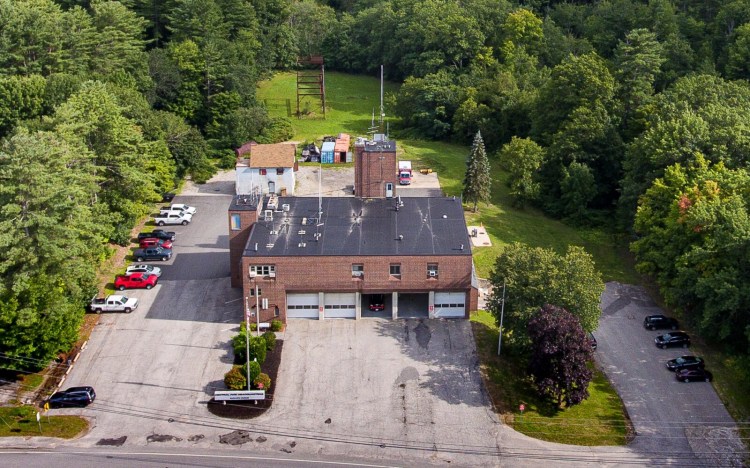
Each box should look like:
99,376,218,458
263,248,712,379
428,270,437,277
249,271,257,278
268,272,276,278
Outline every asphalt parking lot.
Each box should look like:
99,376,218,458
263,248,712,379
597,282,743,466
59,176,245,446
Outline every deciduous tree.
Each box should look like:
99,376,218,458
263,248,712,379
528,304,594,407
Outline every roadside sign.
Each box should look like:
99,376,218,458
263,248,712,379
214,390,265,401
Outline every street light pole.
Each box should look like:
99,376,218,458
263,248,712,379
244,296,251,391
497,282,506,356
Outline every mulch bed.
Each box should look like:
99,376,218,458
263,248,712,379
207,340,283,419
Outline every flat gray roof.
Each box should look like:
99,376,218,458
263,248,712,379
244,196,472,257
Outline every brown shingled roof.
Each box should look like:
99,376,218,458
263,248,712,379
247,143,296,168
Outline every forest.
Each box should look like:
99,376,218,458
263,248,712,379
1,0,750,367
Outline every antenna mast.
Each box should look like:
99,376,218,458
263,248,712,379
379,65,385,129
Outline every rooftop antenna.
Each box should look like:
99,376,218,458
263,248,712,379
379,65,385,129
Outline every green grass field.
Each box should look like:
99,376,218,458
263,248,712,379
0,406,88,438
258,71,400,143
471,311,631,445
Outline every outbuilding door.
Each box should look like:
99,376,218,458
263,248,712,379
433,292,466,318
287,293,319,319
324,292,356,318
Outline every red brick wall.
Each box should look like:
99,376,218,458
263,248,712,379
354,146,398,198
228,206,260,288
242,254,475,322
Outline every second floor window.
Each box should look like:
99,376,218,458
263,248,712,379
249,265,275,277
390,264,401,278
352,264,364,278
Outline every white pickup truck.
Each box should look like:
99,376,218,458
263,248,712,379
154,211,192,226
89,295,139,313
159,203,196,215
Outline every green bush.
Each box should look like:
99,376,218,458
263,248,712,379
240,321,258,332
262,331,276,351
249,336,267,364
254,372,271,391
231,331,247,363
110,224,132,246
242,360,261,383
270,320,283,332
224,365,246,390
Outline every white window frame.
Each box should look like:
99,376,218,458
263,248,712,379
389,264,401,278
352,264,364,278
427,263,439,278
249,265,276,278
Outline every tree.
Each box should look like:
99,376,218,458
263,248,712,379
497,136,544,207
462,131,491,212
726,23,750,80
559,161,596,223
488,243,604,348
613,29,666,141
0,130,102,367
528,304,593,407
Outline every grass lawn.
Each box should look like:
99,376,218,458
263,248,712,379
258,71,400,143
0,406,88,438
471,310,631,445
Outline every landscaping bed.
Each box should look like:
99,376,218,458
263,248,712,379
207,339,283,419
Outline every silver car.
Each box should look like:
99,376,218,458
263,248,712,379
125,264,162,277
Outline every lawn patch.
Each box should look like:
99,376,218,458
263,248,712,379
0,406,88,438
471,310,632,446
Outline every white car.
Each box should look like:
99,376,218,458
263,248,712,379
125,264,162,277
162,203,196,215
155,212,192,226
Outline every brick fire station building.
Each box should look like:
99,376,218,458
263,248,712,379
228,139,478,324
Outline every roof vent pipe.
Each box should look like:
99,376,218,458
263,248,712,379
460,244,464,250
254,242,258,252
399,234,404,241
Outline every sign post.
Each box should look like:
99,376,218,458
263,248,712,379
36,411,41,433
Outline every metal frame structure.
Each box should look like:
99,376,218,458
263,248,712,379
296,56,325,119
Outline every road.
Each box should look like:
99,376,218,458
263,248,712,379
597,282,744,467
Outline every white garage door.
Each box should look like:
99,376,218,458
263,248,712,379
434,292,466,318
324,292,356,319
287,293,319,319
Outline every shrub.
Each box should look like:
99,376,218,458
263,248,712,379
270,320,283,332
224,365,246,390
254,372,271,391
249,336,267,364
243,360,261,383
262,331,276,351
231,331,247,363
240,321,258,332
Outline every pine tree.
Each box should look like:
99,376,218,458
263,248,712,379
463,130,491,212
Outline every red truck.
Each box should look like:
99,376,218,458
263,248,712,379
114,272,158,290
139,238,173,249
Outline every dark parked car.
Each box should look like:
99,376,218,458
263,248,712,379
643,314,679,330
676,368,713,382
368,294,385,311
666,355,705,372
137,229,176,241
655,331,691,349
162,192,176,202
133,246,172,262
48,386,96,408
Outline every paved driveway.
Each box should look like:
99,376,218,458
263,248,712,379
59,177,244,445
597,282,743,466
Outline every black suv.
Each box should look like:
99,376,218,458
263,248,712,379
643,314,679,330
666,355,705,372
48,386,96,408
655,331,690,349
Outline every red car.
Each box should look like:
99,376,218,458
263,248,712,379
139,238,173,249
114,273,158,290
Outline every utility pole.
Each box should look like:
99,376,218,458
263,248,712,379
497,282,506,356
